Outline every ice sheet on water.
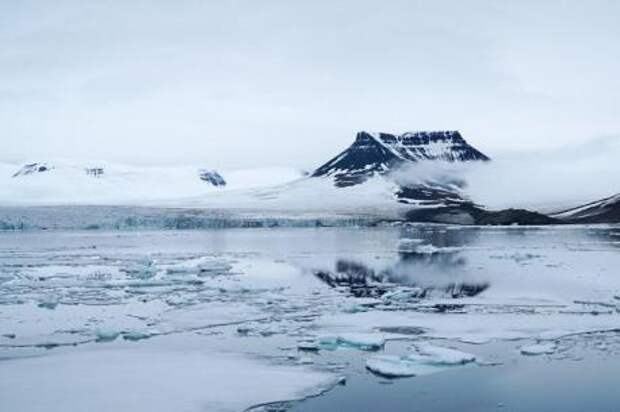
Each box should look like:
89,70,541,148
366,344,477,378
520,342,557,356
412,343,477,365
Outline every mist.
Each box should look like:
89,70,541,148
394,136,620,211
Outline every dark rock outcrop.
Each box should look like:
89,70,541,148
406,204,560,226
199,170,226,187
551,194,620,224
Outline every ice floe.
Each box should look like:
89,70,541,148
318,333,385,351
520,342,558,356
366,344,477,378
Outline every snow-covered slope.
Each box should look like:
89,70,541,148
176,174,410,216
313,131,489,187
0,160,305,206
552,193,620,223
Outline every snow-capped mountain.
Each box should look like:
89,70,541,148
312,131,490,187
552,194,620,223
0,131,489,212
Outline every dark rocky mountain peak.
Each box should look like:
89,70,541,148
312,130,489,187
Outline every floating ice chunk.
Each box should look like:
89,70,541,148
520,342,557,356
412,344,477,365
95,328,121,343
366,355,436,377
319,333,385,351
366,344,477,378
166,259,233,277
340,304,368,313
409,244,461,255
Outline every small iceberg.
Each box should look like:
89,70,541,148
366,344,477,378
520,342,557,356
412,344,477,365
95,328,121,343
319,333,385,351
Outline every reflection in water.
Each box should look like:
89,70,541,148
313,226,489,301
314,258,489,301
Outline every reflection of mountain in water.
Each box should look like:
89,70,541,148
314,257,488,300
313,228,489,300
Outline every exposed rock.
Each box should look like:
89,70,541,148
406,204,560,226
552,194,620,223
199,169,226,187
12,162,53,177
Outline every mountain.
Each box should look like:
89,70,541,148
0,131,488,213
312,131,490,187
551,194,620,223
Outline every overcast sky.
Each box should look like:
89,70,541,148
2,0,619,169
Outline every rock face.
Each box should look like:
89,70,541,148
85,167,104,178
406,204,561,226
12,163,53,177
198,170,226,187
312,131,490,187
551,194,620,223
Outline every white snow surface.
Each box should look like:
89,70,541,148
0,160,306,206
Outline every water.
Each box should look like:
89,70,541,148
1,225,619,411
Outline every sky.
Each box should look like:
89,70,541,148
2,0,619,170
